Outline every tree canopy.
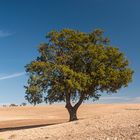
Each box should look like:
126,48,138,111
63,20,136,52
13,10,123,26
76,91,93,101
25,29,133,121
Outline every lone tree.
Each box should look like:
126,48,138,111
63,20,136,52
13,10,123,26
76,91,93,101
25,29,133,121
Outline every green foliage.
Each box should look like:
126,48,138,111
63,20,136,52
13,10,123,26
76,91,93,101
25,28,133,105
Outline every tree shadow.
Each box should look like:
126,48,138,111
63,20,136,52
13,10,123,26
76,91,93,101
0,122,66,132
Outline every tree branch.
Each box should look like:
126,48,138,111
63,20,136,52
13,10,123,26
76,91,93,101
74,93,85,110
65,92,72,108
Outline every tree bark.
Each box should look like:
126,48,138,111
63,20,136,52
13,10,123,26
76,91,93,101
66,104,78,121
65,93,84,121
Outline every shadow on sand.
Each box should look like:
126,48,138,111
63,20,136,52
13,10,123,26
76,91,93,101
0,122,64,132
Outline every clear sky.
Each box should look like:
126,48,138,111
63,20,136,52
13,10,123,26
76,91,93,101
0,0,140,104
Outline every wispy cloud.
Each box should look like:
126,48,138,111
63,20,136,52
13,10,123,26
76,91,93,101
96,96,140,104
0,72,25,80
130,97,140,103
100,96,131,101
0,30,13,38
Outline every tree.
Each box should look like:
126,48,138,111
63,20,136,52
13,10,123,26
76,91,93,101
25,29,133,121
21,102,27,106
10,104,18,107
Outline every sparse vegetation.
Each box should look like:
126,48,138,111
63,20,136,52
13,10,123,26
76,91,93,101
20,102,27,106
10,104,18,107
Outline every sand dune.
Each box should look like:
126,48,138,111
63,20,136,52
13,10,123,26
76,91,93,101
0,104,140,139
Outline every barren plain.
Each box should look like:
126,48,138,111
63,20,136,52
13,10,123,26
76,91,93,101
0,104,140,140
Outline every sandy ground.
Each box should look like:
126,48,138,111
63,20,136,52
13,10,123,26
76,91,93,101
0,104,140,140
0,105,68,129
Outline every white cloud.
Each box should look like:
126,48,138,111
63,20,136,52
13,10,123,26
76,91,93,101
96,96,140,103
100,96,131,101
0,30,13,38
0,72,25,80
100,96,125,100
130,97,140,103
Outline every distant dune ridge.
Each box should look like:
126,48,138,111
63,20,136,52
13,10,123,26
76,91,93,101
0,104,140,139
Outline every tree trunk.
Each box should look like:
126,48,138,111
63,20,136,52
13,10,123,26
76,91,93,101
65,92,84,121
66,106,78,121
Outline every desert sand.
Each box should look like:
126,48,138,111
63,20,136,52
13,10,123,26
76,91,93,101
0,104,140,140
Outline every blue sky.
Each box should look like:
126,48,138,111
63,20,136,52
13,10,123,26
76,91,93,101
0,0,140,104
